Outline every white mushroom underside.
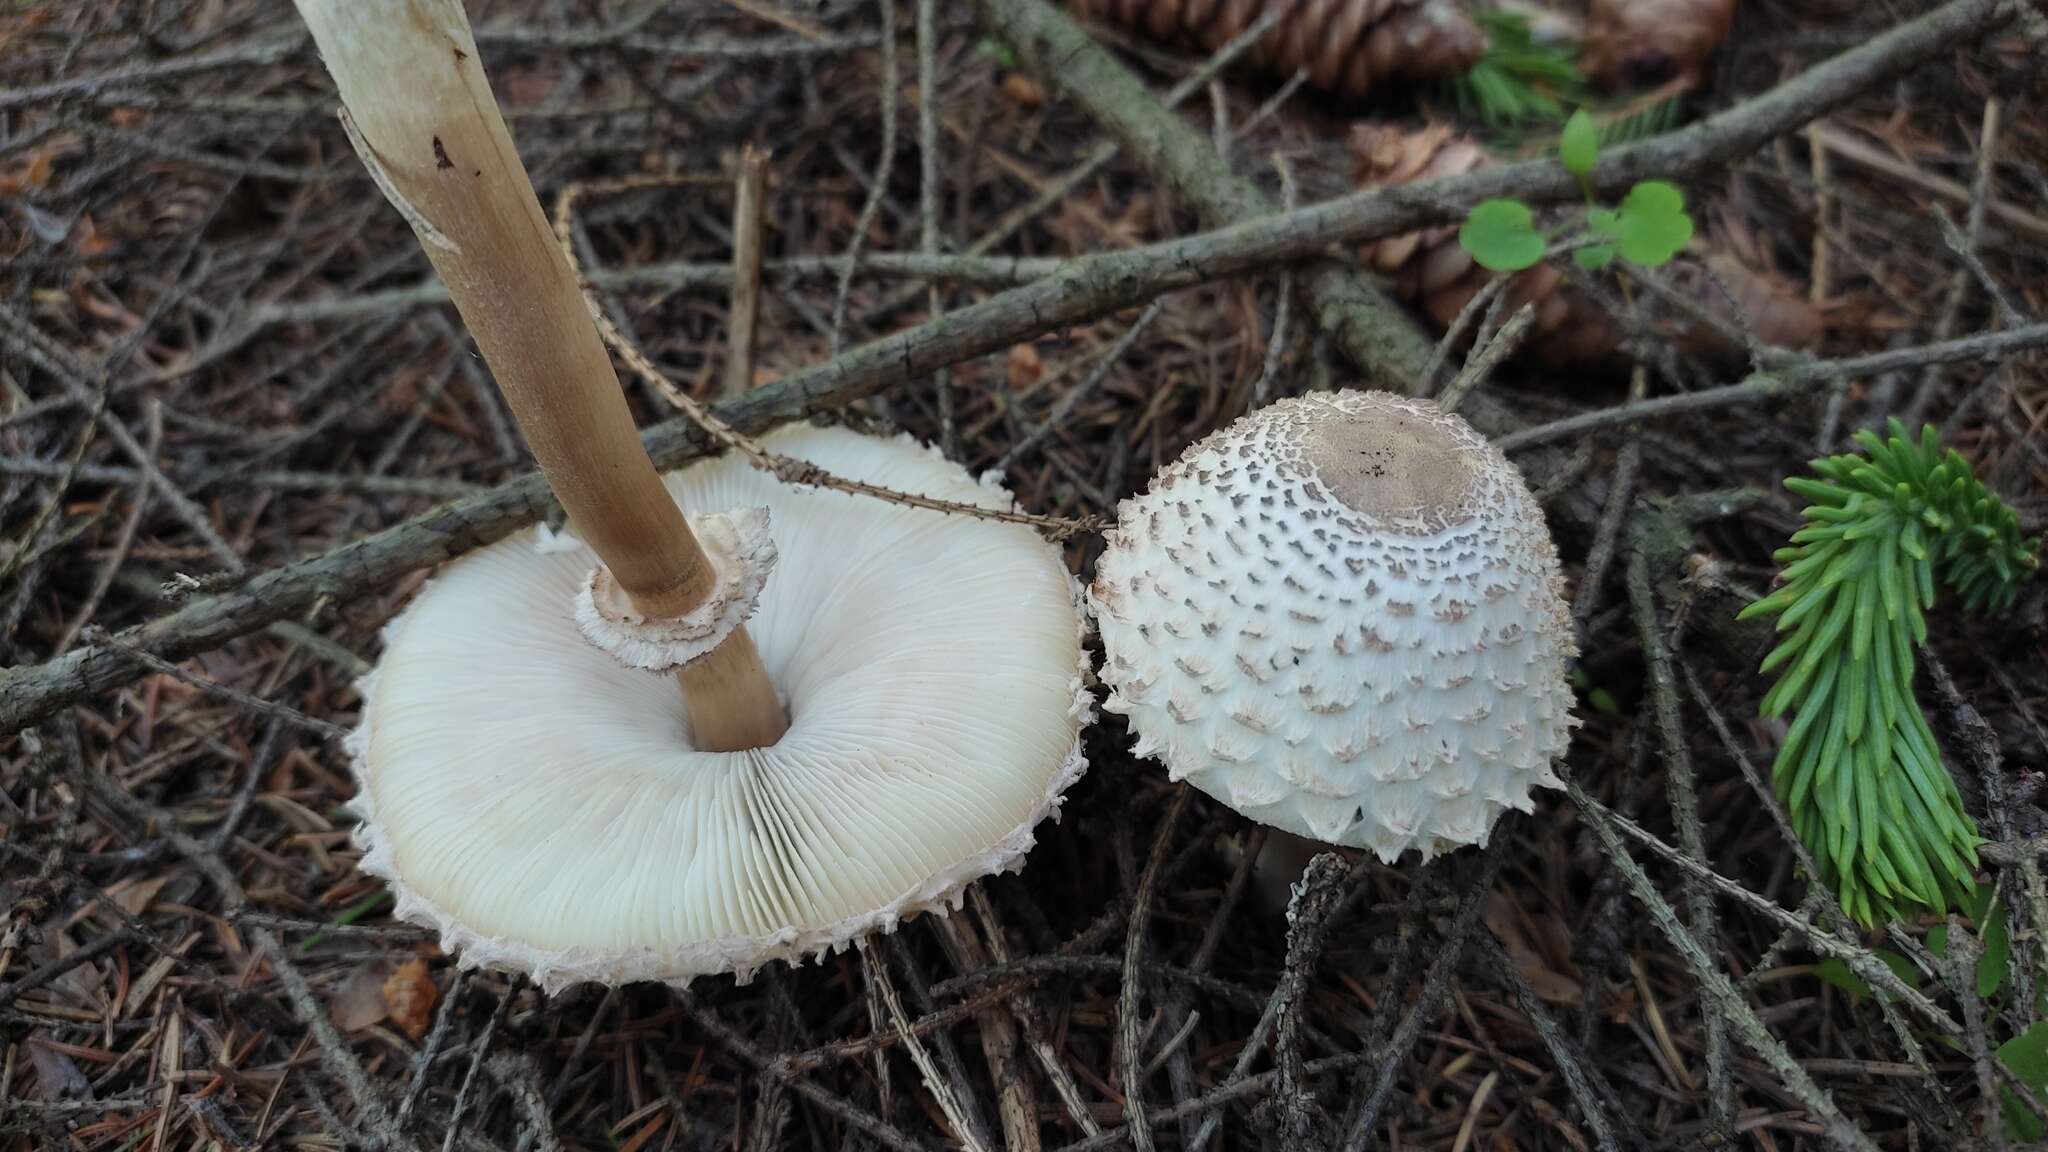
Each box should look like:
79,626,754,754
349,426,1089,990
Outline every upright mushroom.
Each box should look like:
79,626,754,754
1089,391,1576,863
299,0,1088,990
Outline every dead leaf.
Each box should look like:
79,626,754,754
108,873,173,918
72,213,115,257
47,932,108,1008
18,148,52,191
382,957,437,1041
1001,73,1044,108
27,1041,91,1100
1007,343,1044,390
1584,0,1737,87
1483,892,1583,1005
330,962,391,1032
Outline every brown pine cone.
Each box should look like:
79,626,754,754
1068,0,1487,100
1352,122,1823,366
1582,0,1739,88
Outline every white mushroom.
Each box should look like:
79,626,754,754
353,425,1088,990
295,0,1089,989
1088,390,1577,862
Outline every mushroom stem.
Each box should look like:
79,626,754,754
294,0,786,752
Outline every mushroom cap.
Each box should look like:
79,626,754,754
348,425,1090,991
1087,391,1576,861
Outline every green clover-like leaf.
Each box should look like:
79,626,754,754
1612,180,1693,267
974,37,1018,70
1459,199,1547,272
2001,1023,2048,1142
1982,897,2012,998
1573,244,1616,271
1560,109,1598,178
1811,950,1920,1001
1964,883,2012,998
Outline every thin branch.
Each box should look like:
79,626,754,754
1625,515,1731,1138
830,0,900,355
1568,777,1898,1152
1337,850,1500,1152
916,0,955,457
860,937,994,1152
1496,322,2048,451
723,146,773,400
1119,786,1190,1152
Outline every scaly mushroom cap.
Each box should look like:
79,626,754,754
1088,391,1576,860
348,425,1090,991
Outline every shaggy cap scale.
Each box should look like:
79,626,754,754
349,425,1090,991
1088,391,1576,860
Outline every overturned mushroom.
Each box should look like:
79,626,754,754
299,0,1088,990
1089,391,1577,862
355,426,1089,989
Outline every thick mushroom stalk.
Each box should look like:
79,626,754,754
1090,391,1578,860
293,0,785,751
296,1,1092,990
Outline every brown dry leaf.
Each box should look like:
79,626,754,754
0,148,54,197
72,213,115,257
108,872,174,917
1007,342,1045,390
1583,0,1738,87
330,962,391,1032
382,957,438,1041
1483,892,1583,1005
48,932,108,1008
1001,72,1045,108
1604,978,1638,1023
1666,250,1827,358
26,1041,91,1101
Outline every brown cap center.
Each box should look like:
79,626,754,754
1302,408,1480,528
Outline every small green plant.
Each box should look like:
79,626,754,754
1457,108,1693,274
2000,1021,2048,1141
1595,91,1686,149
973,36,1018,71
1812,879,2047,1140
1447,10,1585,128
1739,422,2039,926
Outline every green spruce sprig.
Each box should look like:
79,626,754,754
1740,421,2040,926
1446,9,1585,128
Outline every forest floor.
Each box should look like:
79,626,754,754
3,1,2047,1150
